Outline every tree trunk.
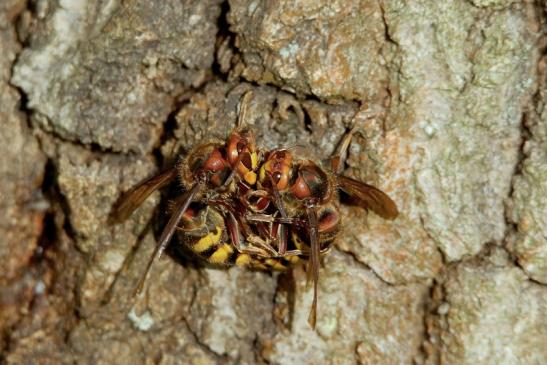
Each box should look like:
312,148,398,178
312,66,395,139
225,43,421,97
1,0,545,364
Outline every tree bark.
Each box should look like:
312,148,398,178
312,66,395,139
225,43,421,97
1,0,545,364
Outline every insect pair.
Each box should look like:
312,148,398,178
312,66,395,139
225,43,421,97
110,116,398,328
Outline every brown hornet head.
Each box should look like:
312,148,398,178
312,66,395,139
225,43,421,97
226,130,260,185
258,149,293,191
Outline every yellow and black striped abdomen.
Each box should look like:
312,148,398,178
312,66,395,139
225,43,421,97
183,223,236,265
179,205,307,270
185,225,304,270
233,252,303,271
178,206,234,265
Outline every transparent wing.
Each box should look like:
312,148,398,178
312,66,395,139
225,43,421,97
336,174,399,220
109,168,177,224
133,183,200,296
306,206,320,329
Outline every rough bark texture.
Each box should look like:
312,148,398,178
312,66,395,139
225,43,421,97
1,0,545,364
